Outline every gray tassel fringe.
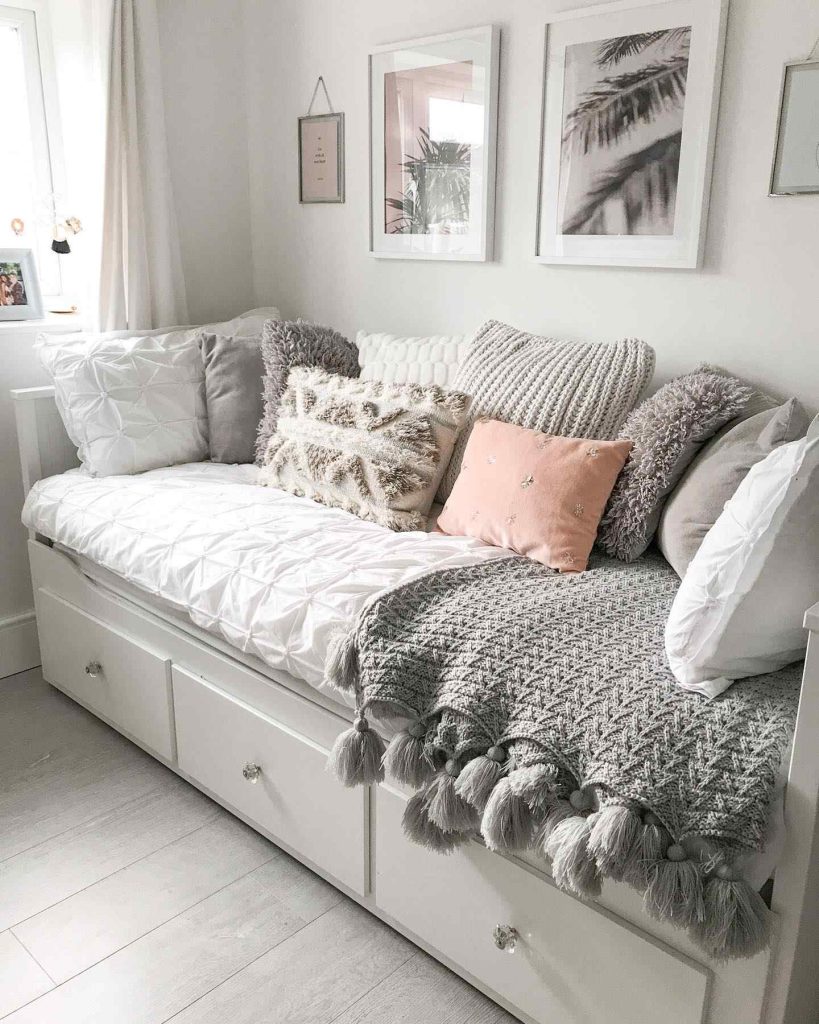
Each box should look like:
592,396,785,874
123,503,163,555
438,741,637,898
402,790,469,854
383,728,434,788
454,754,503,812
645,853,704,927
588,805,642,881
482,776,534,852
693,876,772,960
327,717,385,787
534,799,576,849
324,630,358,691
425,773,480,833
544,814,602,898
507,763,559,817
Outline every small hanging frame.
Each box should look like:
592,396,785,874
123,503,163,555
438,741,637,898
298,76,345,204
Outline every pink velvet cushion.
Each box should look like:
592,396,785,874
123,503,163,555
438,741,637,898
437,420,632,572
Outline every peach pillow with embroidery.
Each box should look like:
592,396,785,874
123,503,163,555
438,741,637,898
437,420,632,572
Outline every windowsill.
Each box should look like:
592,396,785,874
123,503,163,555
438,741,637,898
0,311,87,334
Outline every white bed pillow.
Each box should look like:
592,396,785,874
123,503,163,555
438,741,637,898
356,331,472,388
665,415,819,697
37,308,280,477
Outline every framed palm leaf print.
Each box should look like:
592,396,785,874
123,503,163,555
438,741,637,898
536,0,728,268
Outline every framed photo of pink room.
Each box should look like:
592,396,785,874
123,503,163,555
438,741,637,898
369,25,500,261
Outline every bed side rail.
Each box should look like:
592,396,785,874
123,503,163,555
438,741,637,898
11,386,78,497
767,609,819,1023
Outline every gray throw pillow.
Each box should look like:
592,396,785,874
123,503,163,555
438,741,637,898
657,398,808,577
256,319,360,463
200,332,264,464
439,319,655,502
598,369,755,562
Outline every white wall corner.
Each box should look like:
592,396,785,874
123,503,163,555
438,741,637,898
0,610,41,679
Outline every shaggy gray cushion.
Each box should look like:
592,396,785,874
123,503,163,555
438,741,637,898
256,319,360,463
200,333,264,464
657,398,808,577
598,368,755,562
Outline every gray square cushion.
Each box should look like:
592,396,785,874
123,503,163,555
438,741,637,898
199,332,264,464
657,398,808,577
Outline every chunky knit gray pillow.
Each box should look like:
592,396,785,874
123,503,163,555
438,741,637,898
256,319,360,463
439,320,654,502
598,369,755,563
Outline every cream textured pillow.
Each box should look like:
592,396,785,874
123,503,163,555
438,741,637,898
439,320,654,502
356,331,472,387
259,367,469,531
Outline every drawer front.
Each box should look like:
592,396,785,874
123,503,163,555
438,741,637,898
36,589,174,761
173,666,367,896
375,786,708,1024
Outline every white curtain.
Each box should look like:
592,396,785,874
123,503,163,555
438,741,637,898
98,0,188,331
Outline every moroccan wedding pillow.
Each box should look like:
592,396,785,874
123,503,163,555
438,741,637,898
258,367,470,531
437,419,632,572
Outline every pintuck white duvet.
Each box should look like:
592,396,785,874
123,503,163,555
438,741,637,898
22,463,508,691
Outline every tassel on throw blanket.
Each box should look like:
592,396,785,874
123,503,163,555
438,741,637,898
324,554,801,960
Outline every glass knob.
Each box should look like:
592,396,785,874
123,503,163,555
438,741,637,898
84,660,103,678
492,924,518,953
242,762,262,783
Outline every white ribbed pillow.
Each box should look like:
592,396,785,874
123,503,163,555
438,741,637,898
439,320,655,502
356,331,472,388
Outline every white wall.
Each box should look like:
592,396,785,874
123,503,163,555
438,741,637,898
156,0,254,324
243,0,819,406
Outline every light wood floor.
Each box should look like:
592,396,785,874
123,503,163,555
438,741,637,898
0,668,516,1024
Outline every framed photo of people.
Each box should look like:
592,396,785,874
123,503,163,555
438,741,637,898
0,248,43,321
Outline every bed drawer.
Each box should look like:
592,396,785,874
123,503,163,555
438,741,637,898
36,589,174,761
375,785,709,1024
172,666,368,896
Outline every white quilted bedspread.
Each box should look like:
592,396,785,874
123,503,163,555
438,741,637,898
22,463,507,691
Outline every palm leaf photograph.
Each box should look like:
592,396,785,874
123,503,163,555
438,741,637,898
559,26,692,236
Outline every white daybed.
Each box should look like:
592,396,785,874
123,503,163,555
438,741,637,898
12,386,819,1024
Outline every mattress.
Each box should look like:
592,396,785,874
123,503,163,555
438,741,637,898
21,462,788,887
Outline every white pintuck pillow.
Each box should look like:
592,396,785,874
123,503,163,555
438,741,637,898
37,309,280,477
665,415,819,697
356,331,472,388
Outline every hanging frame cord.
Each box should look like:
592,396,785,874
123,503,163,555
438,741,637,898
306,76,334,116
806,34,819,61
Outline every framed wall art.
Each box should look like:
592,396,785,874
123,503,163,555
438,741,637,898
769,58,819,196
536,0,728,269
369,25,500,261
299,111,345,204
0,248,43,321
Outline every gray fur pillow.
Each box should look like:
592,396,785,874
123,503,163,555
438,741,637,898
598,368,754,562
256,318,360,463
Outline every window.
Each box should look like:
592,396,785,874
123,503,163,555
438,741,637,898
0,2,63,298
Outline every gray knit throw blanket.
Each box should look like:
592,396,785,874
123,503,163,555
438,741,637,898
325,554,802,961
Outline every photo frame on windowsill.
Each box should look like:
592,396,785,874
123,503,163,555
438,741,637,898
0,248,44,321
299,112,345,204
369,25,500,262
535,0,729,270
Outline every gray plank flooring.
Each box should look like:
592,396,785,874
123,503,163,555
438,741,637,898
0,669,517,1023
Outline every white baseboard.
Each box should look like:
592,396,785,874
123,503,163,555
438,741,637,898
0,610,41,679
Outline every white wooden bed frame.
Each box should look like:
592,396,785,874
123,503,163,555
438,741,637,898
12,384,819,1024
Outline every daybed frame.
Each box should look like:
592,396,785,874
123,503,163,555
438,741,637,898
12,385,819,1024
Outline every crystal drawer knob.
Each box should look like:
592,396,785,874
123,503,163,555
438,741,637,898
84,660,103,678
492,924,518,953
242,762,262,783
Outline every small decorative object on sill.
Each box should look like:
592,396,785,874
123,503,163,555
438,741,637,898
0,247,44,321
769,36,819,196
298,76,344,204
10,218,24,236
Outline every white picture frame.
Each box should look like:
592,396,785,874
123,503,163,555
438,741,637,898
535,0,728,269
0,248,44,321
769,59,819,196
369,25,500,262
